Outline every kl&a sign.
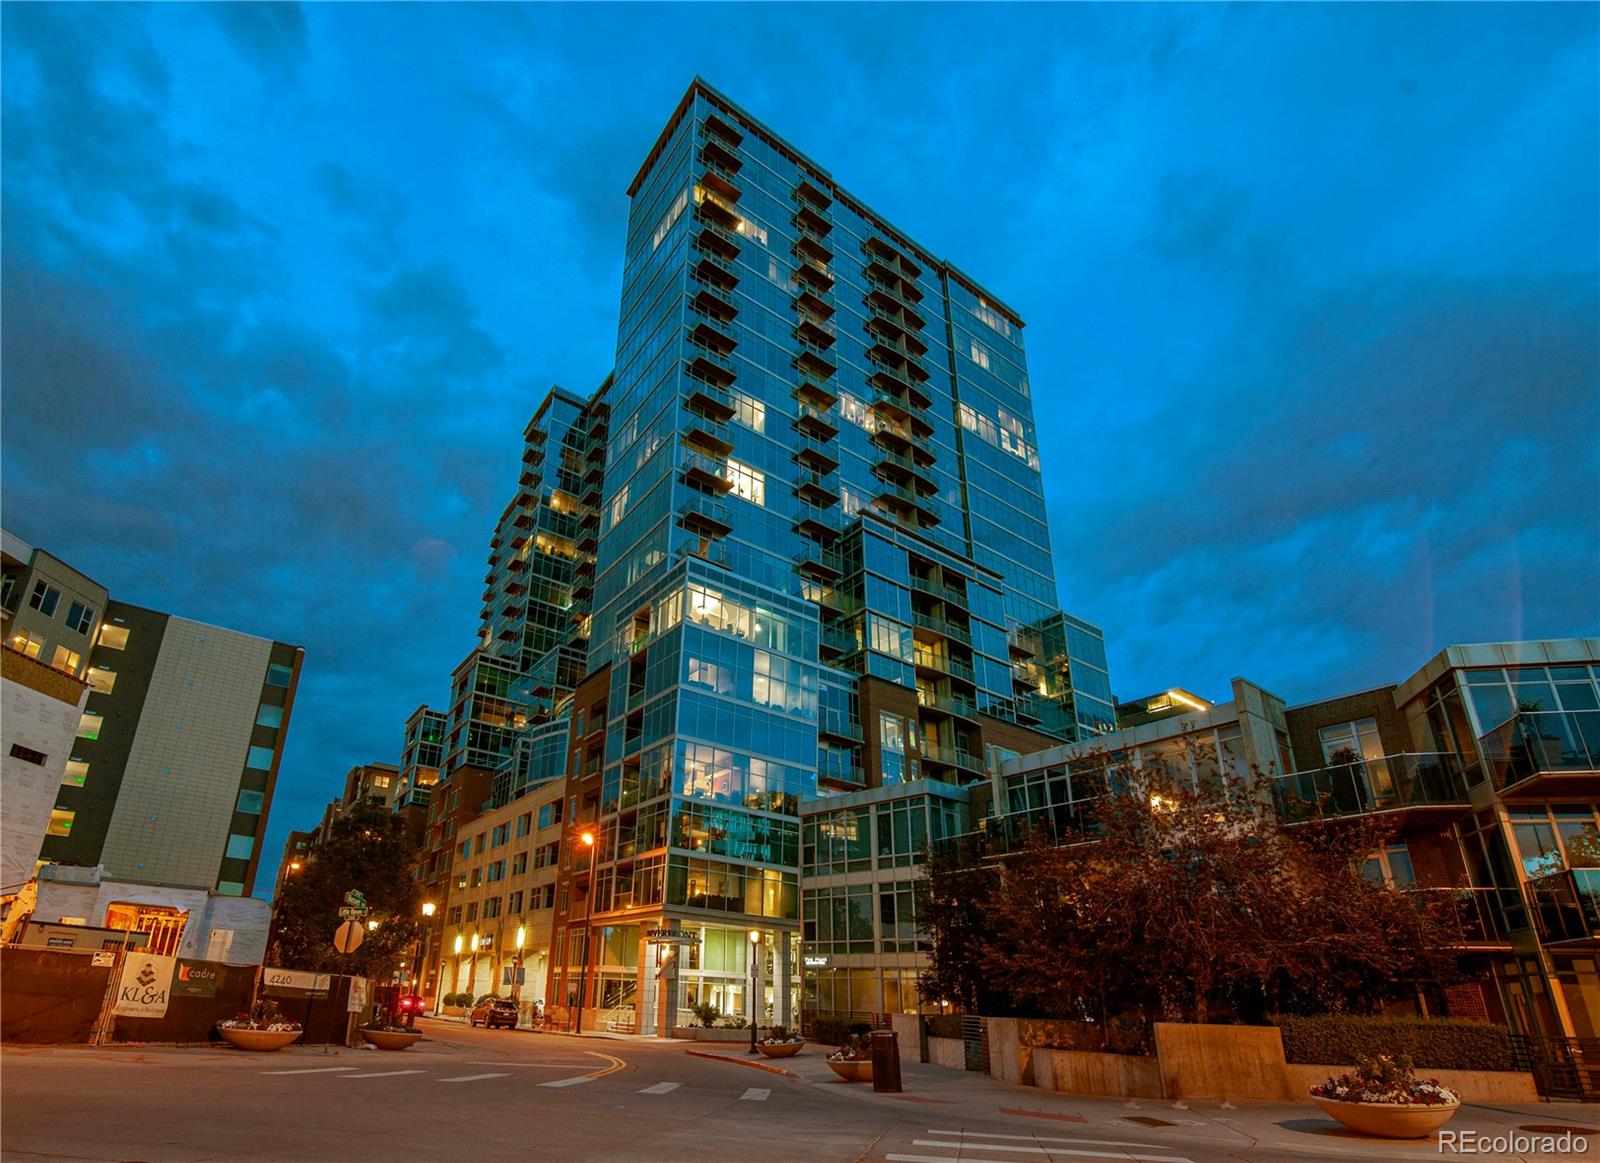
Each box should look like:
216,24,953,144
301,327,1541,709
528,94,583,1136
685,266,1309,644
112,953,177,1019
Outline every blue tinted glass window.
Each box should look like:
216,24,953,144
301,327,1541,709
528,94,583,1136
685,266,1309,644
256,704,283,729
236,790,265,814
225,834,255,860
246,746,275,770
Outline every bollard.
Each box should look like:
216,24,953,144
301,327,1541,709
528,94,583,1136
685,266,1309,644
870,1029,903,1093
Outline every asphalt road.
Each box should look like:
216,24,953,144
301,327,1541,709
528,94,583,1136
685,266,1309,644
3,1021,1593,1162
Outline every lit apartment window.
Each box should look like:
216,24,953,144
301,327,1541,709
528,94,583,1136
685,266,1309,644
10,629,43,659
46,809,75,837
731,391,766,433
86,667,116,694
63,760,89,786
724,458,765,506
76,712,103,741
29,581,60,617
736,217,767,245
51,645,82,675
98,623,129,650
969,340,991,370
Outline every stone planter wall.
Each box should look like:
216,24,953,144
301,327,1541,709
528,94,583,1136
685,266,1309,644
675,1027,754,1042
891,1013,922,1061
1031,1048,1162,1099
1286,1063,1538,1104
928,1035,965,1071
1154,1022,1295,1100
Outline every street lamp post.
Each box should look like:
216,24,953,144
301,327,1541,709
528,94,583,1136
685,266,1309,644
512,924,526,1025
747,928,761,1056
410,902,436,1025
573,829,598,1034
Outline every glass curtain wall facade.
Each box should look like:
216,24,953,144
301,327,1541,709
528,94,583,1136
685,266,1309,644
543,81,1113,1034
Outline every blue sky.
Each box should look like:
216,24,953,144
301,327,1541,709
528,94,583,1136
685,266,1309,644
4,4,1595,897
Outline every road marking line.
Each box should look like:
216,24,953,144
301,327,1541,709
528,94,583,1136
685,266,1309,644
437,1072,511,1083
639,1082,680,1095
740,1087,770,1101
581,1050,628,1080
540,1075,593,1087
342,1070,426,1079
889,1155,1010,1163
259,1067,361,1075
928,1129,1184,1150
913,1141,1190,1163
465,1061,592,1068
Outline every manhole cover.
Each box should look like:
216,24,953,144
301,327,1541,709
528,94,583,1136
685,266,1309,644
1519,1124,1593,1134
1123,1116,1176,1127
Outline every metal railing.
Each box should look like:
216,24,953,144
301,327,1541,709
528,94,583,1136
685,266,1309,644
1269,753,1473,822
1480,709,1600,789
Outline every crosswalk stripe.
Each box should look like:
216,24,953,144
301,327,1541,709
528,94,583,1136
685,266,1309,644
342,1070,426,1079
889,1155,1014,1163
539,1075,593,1088
913,1142,1190,1163
740,1087,770,1101
438,1073,511,1083
260,1067,360,1075
926,1130,1179,1149
639,1082,680,1095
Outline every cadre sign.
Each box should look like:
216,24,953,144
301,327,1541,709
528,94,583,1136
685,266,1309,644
172,959,220,998
646,928,694,943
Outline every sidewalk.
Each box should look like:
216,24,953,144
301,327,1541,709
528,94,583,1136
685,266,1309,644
686,1043,1600,1159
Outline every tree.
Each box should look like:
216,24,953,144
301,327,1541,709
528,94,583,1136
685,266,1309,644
270,804,422,981
919,752,1462,1032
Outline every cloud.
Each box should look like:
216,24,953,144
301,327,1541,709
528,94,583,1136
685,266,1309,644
210,3,309,82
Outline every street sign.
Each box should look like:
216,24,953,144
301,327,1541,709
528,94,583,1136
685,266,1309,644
333,920,365,955
337,906,367,920
343,889,367,909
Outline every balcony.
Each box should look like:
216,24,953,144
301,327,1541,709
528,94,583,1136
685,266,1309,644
863,256,922,298
1528,868,1600,946
869,419,935,464
921,743,985,776
1270,753,1474,824
794,342,837,380
864,283,925,328
912,612,973,646
694,211,741,260
794,285,834,320
1480,710,1600,795
696,190,740,229
874,481,940,527
794,257,834,293
793,503,842,540
818,620,858,657
918,690,978,720
911,575,967,605
691,281,738,321
796,541,846,582
678,494,734,538
702,113,743,148
794,377,838,410
680,450,733,494
818,713,863,742
683,412,735,459
792,435,840,473
793,232,833,266
700,135,742,176
794,403,839,440
1409,886,1518,949
693,248,739,289
794,178,831,211
794,315,836,350
793,204,831,237
686,343,737,387
874,446,938,491
794,467,840,506
863,236,923,280
867,309,928,355
685,379,735,423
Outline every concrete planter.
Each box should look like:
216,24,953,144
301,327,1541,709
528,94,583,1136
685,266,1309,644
1286,1064,1537,1104
218,1026,301,1052
360,1028,423,1051
757,1041,803,1058
826,1057,872,1083
927,1035,965,1071
1311,1096,1461,1139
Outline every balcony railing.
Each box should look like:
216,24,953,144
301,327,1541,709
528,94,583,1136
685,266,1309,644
1528,867,1600,945
1408,885,1520,947
1269,753,1473,822
1480,710,1600,790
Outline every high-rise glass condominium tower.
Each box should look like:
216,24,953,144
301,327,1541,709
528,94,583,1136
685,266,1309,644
535,81,1113,1034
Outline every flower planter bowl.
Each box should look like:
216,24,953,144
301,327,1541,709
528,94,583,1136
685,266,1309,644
218,1027,301,1052
757,1041,803,1059
1311,1096,1461,1139
826,1057,873,1083
361,1029,423,1051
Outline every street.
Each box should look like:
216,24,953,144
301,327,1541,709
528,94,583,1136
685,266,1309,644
3,1021,1596,1162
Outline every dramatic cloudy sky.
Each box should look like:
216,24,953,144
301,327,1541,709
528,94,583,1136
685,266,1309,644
4,4,1595,896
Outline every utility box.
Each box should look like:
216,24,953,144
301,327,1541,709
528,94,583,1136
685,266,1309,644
870,1029,903,1093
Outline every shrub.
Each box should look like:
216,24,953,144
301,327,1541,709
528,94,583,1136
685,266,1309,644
1271,1014,1517,1073
442,992,464,1007
925,1014,964,1040
688,1002,722,1029
811,1017,872,1046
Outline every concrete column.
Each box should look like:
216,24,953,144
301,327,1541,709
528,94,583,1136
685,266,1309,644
776,931,792,1026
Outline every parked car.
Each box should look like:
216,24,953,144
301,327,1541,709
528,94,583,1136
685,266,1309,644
395,994,426,1026
469,997,519,1029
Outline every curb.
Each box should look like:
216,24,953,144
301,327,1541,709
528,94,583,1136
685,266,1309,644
684,1048,798,1078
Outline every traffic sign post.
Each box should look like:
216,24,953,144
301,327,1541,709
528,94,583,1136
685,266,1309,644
333,920,365,955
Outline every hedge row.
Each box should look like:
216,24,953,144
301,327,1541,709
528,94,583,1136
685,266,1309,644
810,1017,871,1045
1270,1014,1518,1072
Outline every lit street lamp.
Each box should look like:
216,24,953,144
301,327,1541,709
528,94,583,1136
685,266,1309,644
747,928,761,1056
573,829,598,1034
